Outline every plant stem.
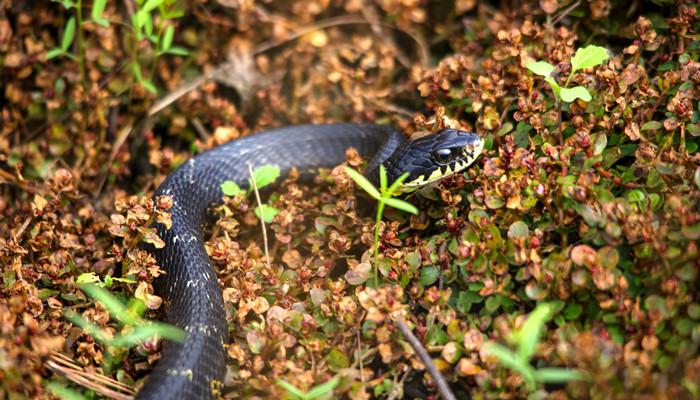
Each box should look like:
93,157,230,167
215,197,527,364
76,0,87,94
248,163,272,270
373,201,385,286
395,318,456,400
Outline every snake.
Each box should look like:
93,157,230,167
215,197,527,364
138,124,484,399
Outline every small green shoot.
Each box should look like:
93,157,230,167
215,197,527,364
47,0,188,94
66,284,185,372
220,165,281,223
277,376,339,400
344,165,418,285
484,303,583,393
76,272,136,288
526,45,609,103
46,16,77,60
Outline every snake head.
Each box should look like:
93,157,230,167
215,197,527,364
384,128,483,193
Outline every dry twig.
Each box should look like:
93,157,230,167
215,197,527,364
395,317,456,400
46,352,136,400
247,163,272,270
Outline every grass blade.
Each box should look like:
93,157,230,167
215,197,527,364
344,166,380,200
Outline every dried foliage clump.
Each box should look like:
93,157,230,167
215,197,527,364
1,1,699,399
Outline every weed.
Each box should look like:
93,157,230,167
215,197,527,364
484,303,583,393
65,284,185,373
526,45,609,104
220,165,282,223
344,165,418,285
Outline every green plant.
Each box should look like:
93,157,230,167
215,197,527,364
48,0,188,94
221,165,282,223
526,45,609,103
66,284,186,372
76,272,136,288
484,303,583,394
277,376,339,400
344,165,418,285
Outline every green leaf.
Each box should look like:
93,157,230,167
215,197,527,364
79,284,139,326
165,46,189,56
559,86,592,102
641,121,662,131
276,380,306,398
420,266,439,286
141,79,158,94
517,303,553,361
306,376,340,398
592,133,607,156
61,16,76,52
220,180,243,196
533,368,583,383
507,221,529,239
161,25,174,51
570,45,609,72
45,48,65,59
91,0,108,26
484,342,536,387
695,167,700,189
254,204,279,223
386,171,410,197
382,197,418,215
250,165,280,189
142,0,164,12
77,272,102,285
344,166,381,200
135,10,150,30
526,61,555,77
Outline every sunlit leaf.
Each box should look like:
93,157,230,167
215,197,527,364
61,16,76,51
526,61,555,77
570,45,609,73
161,25,174,51
165,46,189,56
254,204,279,223
91,0,109,27
382,197,418,215
46,48,65,60
250,165,280,189
559,86,592,102
344,166,381,200
220,180,243,196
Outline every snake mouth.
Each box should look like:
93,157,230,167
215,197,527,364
397,130,484,192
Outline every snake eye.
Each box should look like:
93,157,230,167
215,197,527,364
433,148,453,165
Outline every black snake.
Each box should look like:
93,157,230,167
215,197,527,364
138,124,483,399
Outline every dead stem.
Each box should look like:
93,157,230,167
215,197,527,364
395,317,456,400
247,163,272,270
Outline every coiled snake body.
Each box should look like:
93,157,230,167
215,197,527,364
139,124,482,399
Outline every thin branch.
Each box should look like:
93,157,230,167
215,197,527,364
395,317,456,400
247,163,271,270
